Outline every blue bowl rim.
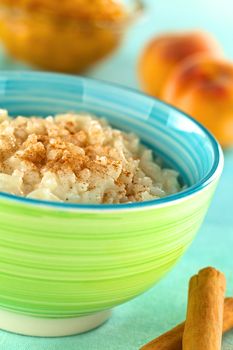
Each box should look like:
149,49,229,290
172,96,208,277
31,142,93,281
0,71,224,211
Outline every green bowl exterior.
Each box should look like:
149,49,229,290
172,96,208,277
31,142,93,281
0,180,218,318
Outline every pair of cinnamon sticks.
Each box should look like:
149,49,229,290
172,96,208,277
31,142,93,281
141,267,232,350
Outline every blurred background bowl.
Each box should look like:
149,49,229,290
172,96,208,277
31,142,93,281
0,72,223,337
0,0,144,73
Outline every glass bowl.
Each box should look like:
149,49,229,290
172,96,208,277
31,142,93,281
0,0,144,73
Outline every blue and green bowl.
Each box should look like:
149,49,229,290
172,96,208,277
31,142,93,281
0,72,223,336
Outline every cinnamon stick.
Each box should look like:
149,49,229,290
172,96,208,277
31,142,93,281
140,298,233,350
141,269,231,350
222,298,233,333
183,267,226,350
140,322,184,350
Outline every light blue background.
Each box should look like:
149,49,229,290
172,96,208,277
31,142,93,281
0,1,233,349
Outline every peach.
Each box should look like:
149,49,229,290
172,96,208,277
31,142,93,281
162,55,233,148
138,31,223,98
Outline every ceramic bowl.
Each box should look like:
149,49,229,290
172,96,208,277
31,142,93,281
0,72,223,336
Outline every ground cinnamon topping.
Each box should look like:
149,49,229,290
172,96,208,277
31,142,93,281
0,110,182,204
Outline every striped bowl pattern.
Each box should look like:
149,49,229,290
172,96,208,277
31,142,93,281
0,72,223,319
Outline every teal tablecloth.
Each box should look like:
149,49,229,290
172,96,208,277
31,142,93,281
0,1,233,349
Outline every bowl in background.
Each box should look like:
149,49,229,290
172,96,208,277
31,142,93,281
0,72,223,337
0,0,144,73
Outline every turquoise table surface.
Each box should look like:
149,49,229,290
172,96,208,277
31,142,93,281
0,0,233,349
